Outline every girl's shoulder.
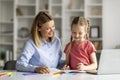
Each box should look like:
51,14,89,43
66,42,71,46
65,42,73,48
84,40,95,48
84,40,92,44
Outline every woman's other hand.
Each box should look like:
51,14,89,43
35,66,50,74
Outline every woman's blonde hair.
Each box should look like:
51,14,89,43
31,11,54,47
66,16,90,64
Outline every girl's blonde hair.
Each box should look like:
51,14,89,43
66,16,90,64
71,16,90,40
31,11,54,47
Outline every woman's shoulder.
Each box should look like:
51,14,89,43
54,36,61,42
26,36,33,42
25,36,35,45
54,36,60,39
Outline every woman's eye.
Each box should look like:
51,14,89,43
46,28,49,30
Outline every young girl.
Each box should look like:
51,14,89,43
62,16,97,71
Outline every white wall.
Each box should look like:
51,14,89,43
103,0,120,49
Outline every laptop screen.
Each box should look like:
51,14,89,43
97,49,120,75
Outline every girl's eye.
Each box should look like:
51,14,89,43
72,32,76,34
52,26,55,29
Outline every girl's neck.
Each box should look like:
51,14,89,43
74,38,86,44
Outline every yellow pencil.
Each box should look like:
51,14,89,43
52,71,65,77
52,73,61,77
6,72,13,75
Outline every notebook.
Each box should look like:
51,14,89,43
87,49,120,75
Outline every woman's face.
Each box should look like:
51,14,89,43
71,24,86,43
38,20,55,40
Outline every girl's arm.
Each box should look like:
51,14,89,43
61,54,70,70
77,52,97,71
86,52,97,70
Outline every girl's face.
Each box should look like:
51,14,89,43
71,24,86,43
38,20,55,40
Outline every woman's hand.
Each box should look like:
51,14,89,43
61,64,70,70
35,66,50,74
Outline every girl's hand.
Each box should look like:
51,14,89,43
35,66,50,74
76,63,86,71
61,64,70,70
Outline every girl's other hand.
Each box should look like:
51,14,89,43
61,64,70,70
76,63,86,71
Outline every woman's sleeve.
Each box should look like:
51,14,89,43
57,38,66,68
16,39,36,72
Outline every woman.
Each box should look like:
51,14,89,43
16,11,63,74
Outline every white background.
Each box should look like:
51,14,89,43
103,0,120,49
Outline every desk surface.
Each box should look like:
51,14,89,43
1,69,120,80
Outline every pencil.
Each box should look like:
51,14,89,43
0,74,8,77
52,71,65,77
9,73,13,77
52,73,61,77
0,72,13,77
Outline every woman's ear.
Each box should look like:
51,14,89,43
37,25,42,31
38,28,41,31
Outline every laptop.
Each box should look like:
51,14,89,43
87,49,120,75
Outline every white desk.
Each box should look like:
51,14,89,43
1,70,120,80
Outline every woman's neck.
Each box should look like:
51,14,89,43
43,37,52,42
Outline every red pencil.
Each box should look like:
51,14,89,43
0,74,8,77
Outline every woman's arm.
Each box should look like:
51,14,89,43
16,39,36,72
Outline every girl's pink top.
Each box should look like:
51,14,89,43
64,40,96,69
